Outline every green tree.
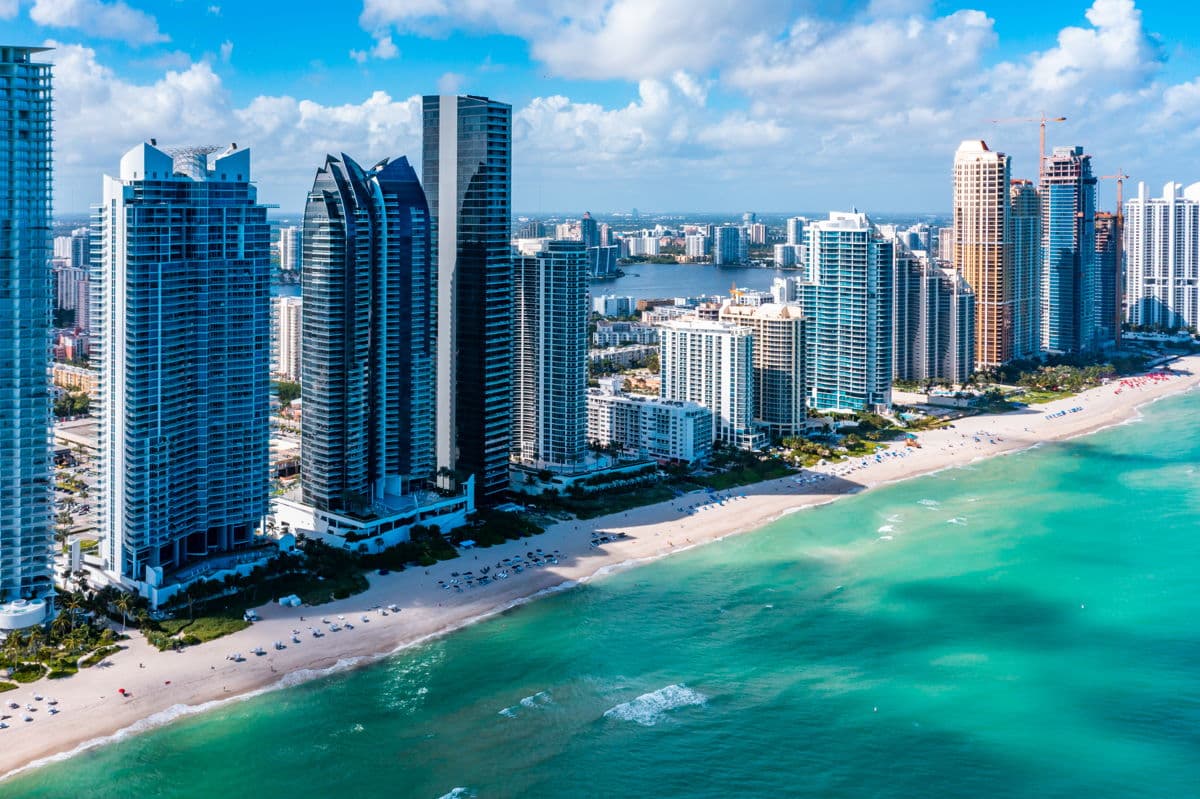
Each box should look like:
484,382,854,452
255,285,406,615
114,593,132,632
277,380,301,406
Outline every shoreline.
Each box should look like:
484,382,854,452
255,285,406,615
4,356,1198,783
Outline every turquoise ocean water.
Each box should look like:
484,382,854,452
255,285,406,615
7,390,1200,798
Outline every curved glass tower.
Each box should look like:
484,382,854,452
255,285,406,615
300,155,433,514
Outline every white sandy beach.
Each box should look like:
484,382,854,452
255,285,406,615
2,355,1197,782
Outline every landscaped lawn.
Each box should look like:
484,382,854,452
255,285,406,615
9,663,47,683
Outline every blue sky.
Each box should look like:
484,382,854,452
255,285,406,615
7,0,1200,214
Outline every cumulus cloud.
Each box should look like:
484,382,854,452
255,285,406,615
728,10,997,118
360,0,792,80
39,1,1200,213
30,0,168,45
1022,0,1160,96
436,71,463,94
350,34,400,64
0,0,19,20
44,42,423,211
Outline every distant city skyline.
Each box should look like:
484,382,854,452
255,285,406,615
5,0,1197,215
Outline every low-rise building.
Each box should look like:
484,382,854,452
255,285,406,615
593,321,660,347
51,363,99,396
587,377,712,464
272,477,475,552
589,344,658,369
592,294,636,317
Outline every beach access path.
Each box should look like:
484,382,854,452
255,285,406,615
3,355,1197,781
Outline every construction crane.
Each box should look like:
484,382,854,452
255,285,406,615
1099,170,1130,347
990,113,1067,180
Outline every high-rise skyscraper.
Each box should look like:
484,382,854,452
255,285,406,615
1124,181,1200,331
713,225,746,265
659,318,763,450
512,240,589,469
0,45,54,628
95,142,270,599
580,212,599,248
801,212,894,412
423,94,513,503
718,303,807,439
1010,179,1042,360
300,155,434,513
277,296,302,381
952,140,1012,369
1041,145,1098,353
892,249,975,386
1094,212,1119,344
786,217,805,246
279,225,302,272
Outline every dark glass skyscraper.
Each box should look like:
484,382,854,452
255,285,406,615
0,46,54,624
1041,145,1098,353
422,95,513,504
301,154,434,514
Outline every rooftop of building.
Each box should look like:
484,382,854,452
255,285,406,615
114,141,251,184
718,302,806,320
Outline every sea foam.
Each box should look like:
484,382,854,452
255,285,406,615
519,690,553,709
603,684,708,726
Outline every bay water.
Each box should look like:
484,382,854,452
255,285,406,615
7,390,1200,798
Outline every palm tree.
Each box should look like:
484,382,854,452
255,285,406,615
114,594,132,632
24,628,44,662
51,611,71,639
1,630,23,666
61,594,82,635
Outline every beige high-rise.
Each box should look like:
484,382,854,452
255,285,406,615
952,140,1012,369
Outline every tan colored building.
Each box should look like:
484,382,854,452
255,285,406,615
953,140,1012,369
718,303,807,439
51,363,98,397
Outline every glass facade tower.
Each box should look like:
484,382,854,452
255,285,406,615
300,154,434,513
422,95,513,504
1041,146,1098,353
802,212,894,413
0,46,54,621
95,142,270,589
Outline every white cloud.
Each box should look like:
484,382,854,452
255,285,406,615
46,42,423,212
1023,0,1160,96
207,4,220,15
371,35,399,60
41,1,1200,214
670,71,708,105
219,40,233,64
30,0,168,45
360,0,786,80
0,0,19,20
695,115,786,150
350,34,399,64
727,10,997,119
436,71,463,94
